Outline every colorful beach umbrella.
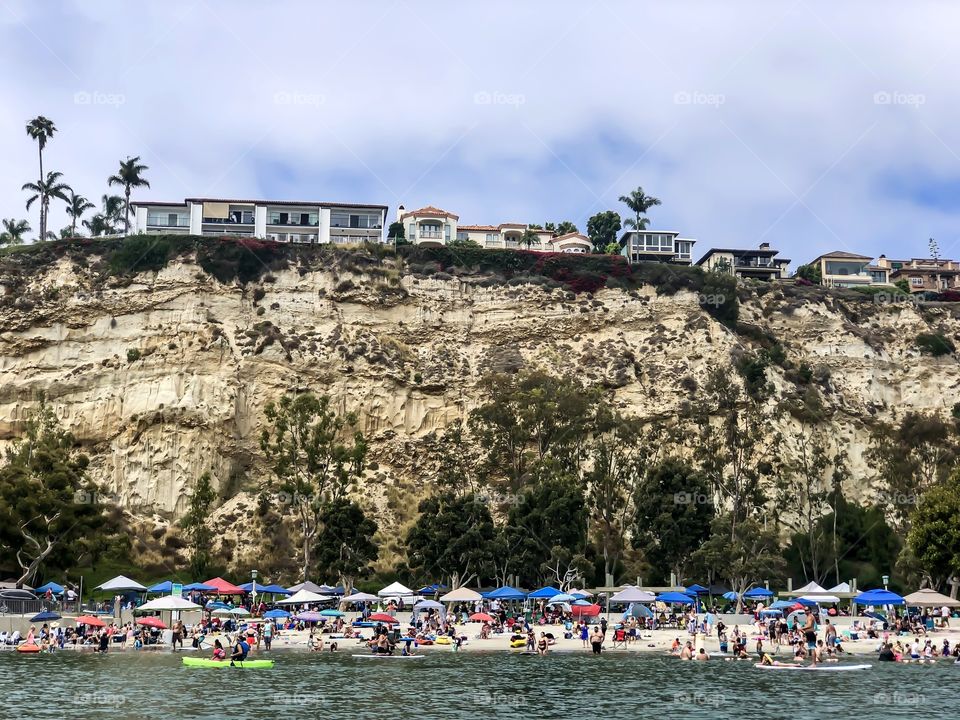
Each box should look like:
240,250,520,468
75,615,106,627
294,611,323,623
369,613,399,623
136,616,167,629
263,609,290,619
320,609,344,617
469,612,494,622
35,582,65,595
202,577,245,595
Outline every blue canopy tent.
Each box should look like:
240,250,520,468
528,586,563,599
759,609,782,618
655,592,695,604
854,589,905,606
239,582,271,593
261,584,292,595
685,584,709,595
263,609,290,619
796,597,819,607
485,586,527,601
183,583,216,592
35,582,64,595
418,583,448,595
30,610,61,622
319,585,345,595
743,587,774,599
147,581,174,593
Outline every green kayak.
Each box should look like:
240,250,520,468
182,656,274,669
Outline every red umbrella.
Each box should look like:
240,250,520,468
369,613,398,623
75,615,106,627
469,612,494,622
136,616,167,629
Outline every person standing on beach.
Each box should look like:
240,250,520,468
579,621,589,648
801,609,817,662
600,617,608,638
590,626,603,654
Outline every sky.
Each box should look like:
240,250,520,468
2,0,960,267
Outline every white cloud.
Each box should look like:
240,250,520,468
2,0,960,264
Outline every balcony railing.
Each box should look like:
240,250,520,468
269,219,319,227
417,229,443,239
203,217,254,224
146,219,190,227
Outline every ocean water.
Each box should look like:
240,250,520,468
0,648,949,719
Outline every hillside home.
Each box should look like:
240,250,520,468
875,256,960,293
132,198,388,245
807,251,889,287
695,242,789,280
618,230,695,265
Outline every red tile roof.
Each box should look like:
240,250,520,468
400,205,459,220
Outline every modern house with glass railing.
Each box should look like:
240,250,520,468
618,230,695,264
806,251,890,287
132,198,388,244
695,242,790,280
396,205,594,253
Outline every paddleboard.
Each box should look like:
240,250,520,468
754,663,871,671
182,657,274,668
352,653,425,660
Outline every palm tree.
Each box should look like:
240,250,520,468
101,194,124,233
554,220,579,236
619,187,661,231
64,192,94,237
25,116,57,242
22,171,71,242
107,156,150,234
83,213,112,237
0,218,32,246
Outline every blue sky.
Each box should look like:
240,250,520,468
2,0,960,266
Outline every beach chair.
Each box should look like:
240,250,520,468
612,629,627,649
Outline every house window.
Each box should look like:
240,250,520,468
456,231,468,241
910,276,924,286
444,224,451,241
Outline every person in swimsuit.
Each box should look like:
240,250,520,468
537,632,548,656
801,609,817,665
680,641,694,660
590,626,603,654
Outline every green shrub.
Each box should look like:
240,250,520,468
126,348,141,362
916,333,955,356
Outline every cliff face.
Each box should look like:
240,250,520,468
2,243,959,567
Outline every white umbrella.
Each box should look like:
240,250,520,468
378,581,414,597
439,588,482,603
342,592,378,602
229,607,250,616
547,593,576,605
275,589,330,605
96,575,147,592
137,595,202,612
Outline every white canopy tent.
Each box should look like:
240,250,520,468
96,575,147,592
378,582,414,597
276,589,331,605
795,581,828,594
903,589,960,608
439,588,482,603
610,586,657,604
342,592,379,603
829,582,851,593
800,594,841,604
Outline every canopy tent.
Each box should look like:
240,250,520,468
796,597,820,607
795,581,828,594
137,595,202,612
378,581,414,597
96,575,147,592
35,582,64,595
287,581,325,594
147,581,174,594
655,592,694,604
439,588,482,603
203,577,245,595
342,591,379,603
261,584,291,595
685,584,709,595
610,586,656,604
229,607,250,616
829,582,851,593
485,586,527,601
239,582,271,593
528,586,563,599
276,589,331,605
743,587,774,599
903,588,960,608
318,585,344,595
854,589,905,606
418,583,448,594
800,594,840,604
183,582,216,592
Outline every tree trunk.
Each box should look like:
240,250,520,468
124,188,131,234
38,145,45,243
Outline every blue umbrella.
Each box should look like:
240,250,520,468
744,587,774,598
183,583,216,592
320,609,344,617
722,591,739,601
854,589,905,606
527,586,563,599
205,601,230,610
35,582,65,595
769,600,796,610
627,604,654,619
264,609,290,619
796,597,819,607
147,581,174,593
30,610,61,622
655,592,694,604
